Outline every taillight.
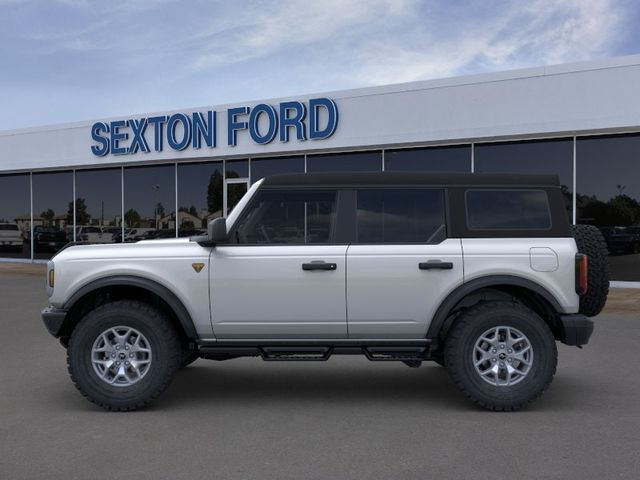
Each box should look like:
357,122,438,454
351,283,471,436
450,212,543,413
575,253,588,295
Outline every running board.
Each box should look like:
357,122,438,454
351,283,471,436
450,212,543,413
198,339,432,362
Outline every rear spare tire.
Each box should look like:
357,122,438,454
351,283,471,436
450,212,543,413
571,224,609,317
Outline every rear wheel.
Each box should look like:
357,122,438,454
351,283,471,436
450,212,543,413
67,300,182,411
445,301,557,411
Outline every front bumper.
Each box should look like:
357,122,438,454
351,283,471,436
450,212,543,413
558,314,594,346
41,307,67,337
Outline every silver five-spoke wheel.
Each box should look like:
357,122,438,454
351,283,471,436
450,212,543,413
91,326,152,386
473,325,533,386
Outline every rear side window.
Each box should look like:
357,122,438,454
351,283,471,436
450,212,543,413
233,189,337,244
356,189,446,243
466,189,552,230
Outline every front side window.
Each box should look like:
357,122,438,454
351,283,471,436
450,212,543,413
233,189,337,244
466,189,552,230
356,189,446,243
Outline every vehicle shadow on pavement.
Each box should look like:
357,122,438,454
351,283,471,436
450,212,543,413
145,360,590,412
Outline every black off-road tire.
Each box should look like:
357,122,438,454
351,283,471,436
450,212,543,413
444,301,557,411
571,224,610,317
67,300,182,411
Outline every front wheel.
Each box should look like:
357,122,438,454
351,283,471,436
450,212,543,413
67,300,182,411
444,301,557,411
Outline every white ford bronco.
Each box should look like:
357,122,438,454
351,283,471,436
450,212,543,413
42,172,609,411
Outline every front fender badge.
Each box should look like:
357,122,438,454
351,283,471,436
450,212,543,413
192,263,205,273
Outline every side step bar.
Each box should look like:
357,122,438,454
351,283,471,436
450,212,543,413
198,339,433,362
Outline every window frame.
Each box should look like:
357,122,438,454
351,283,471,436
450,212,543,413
225,187,345,246
352,187,449,245
464,188,553,232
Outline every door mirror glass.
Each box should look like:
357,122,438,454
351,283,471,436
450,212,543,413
208,217,227,243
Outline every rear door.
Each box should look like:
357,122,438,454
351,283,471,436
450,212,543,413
346,188,463,338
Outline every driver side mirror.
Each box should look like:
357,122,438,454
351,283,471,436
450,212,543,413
208,217,227,244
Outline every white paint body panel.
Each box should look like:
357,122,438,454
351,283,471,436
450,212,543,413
462,238,579,313
49,238,214,338
345,240,463,337
210,245,348,338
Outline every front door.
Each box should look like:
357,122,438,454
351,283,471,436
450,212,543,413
210,188,347,338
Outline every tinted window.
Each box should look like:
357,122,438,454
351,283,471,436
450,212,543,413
475,139,573,219
226,159,248,178
177,161,222,237
356,189,446,243
307,151,382,172
466,190,551,230
75,168,122,243
32,171,73,258
385,145,471,172
576,133,640,281
0,174,30,259
234,190,337,244
124,165,176,242
250,156,305,183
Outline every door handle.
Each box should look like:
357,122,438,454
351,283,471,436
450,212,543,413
302,261,337,271
419,260,454,270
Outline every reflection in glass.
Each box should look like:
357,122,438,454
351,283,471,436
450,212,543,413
307,151,382,172
227,182,248,215
75,168,122,243
475,139,573,218
577,134,640,281
226,159,248,179
385,145,471,172
124,165,175,242
234,190,337,244
0,174,31,259
177,161,223,237
250,156,305,183
356,189,446,243
32,171,73,259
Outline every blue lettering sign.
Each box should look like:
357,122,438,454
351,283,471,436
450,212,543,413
279,101,306,142
249,104,278,145
167,113,192,151
90,122,110,156
90,98,338,156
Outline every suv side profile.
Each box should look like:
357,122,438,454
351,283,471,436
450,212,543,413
41,173,609,411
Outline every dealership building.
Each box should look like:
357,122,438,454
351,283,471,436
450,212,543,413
0,55,639,285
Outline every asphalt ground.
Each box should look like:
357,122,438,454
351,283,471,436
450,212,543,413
1,272,639,480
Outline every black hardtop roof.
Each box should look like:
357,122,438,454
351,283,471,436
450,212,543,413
261,172,560,187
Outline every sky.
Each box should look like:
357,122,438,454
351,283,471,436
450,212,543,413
0,0,639,131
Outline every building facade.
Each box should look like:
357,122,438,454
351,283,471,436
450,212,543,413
1,55,639,285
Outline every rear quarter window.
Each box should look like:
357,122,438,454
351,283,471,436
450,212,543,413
465,189,552,230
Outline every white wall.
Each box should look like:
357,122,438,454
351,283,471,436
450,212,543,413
1,55,640,173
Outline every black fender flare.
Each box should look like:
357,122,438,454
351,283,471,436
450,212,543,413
426,275,563,340
63,275,198,339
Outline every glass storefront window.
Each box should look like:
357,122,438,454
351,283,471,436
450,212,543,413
177,161,223,237
124,165,176,242
385,145,471,172
226,159,248,179
474,139,573,218
0,174,31,259
307,151,382,172
250,156,305,183
32,171,73,259
577,133,640,281
75,168,122,243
